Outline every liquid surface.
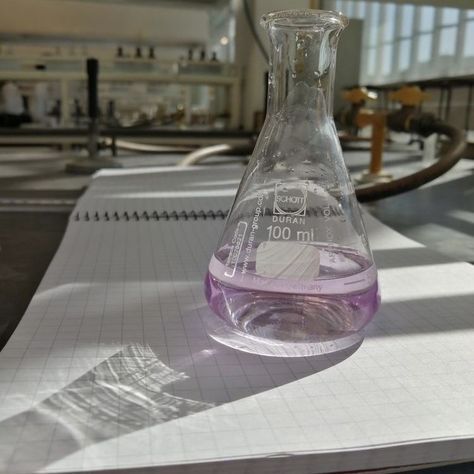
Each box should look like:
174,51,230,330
204,245,380,357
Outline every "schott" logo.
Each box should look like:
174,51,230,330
276,195,305,204
273,181,308,216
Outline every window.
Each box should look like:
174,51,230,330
367,47,377,75
382,43,393,75
397,5,414,73
418,34,433,63
368,3,381,46
441,8,460,25
437,7,459,57
400,5,415,37
383,4,396,42
416,6,435,65
345,1,354,17
377,3,396,76
399,39,411,71
322,0,473,84
354,2,366,19
419,6,435,32
439,26,457,56
465,21,474,57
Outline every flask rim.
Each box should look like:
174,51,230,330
261,9,348,30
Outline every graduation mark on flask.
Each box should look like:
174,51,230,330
266,225,315,242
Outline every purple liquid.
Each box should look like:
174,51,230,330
204,246,380,356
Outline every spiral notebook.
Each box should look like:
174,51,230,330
73,165,242,218
1,165,474,474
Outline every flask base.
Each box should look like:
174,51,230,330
203,311,364,357
204,272,378,357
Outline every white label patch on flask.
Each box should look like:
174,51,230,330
256,241,320,280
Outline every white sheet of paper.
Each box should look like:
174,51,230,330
0,166,473,474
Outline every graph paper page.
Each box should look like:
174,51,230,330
0,172,474,473
74,165,243,216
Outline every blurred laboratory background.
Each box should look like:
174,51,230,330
0,1,471,138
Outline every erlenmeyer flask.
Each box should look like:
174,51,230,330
204,9,380,357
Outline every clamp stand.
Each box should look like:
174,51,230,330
66,58,122,174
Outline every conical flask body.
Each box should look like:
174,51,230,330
204,10,379,356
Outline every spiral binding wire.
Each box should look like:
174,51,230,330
72,207,347,222
73,210,230,222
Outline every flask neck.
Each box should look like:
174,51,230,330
263,10,347,118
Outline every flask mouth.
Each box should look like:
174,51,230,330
261,9,348,30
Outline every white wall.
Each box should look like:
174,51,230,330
333,19,363,114
0,0,209,46
233,0,312,130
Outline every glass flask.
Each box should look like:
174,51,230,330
204,9,380,357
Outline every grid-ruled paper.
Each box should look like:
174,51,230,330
0,171,474,473
71,160,474,220
73,166,244,217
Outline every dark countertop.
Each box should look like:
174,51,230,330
0,211,70,349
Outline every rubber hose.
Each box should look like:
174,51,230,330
179,121,466,201
103,138,193,154
355,122,465,202
178,144,250,167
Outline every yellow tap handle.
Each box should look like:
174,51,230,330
389,86,430,106
343,87,377,104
